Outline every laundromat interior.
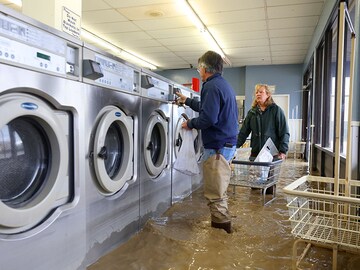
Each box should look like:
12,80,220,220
0,0,360,269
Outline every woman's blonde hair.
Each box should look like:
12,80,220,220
251,83,275,108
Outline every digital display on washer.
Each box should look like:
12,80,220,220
37,52,51,61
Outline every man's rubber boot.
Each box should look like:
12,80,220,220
211,221,232,234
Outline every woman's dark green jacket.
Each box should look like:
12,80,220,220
236,103,290,156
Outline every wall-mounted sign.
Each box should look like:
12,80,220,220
268,85,276,93
62,7,81,38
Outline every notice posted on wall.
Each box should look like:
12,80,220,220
62,7,81,39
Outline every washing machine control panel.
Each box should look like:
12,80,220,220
171,85,192,102
0,12,79,77
142,76,171,102
0,35,66,74
94,54,137,93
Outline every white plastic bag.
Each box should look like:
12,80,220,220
249,138,278,183
174,128,200,176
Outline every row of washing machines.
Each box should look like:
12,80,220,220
0,5,203,270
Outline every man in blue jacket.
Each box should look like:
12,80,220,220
175,51,238,233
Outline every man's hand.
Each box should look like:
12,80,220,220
175,92,187,105
181,120,191,130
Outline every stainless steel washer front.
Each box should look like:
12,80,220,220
171,84,194,203
190,90,203,191
82,45,141,267
139,70,172,227
0,5,86,270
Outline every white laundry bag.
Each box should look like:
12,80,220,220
174,128,200,176
249,138,278,183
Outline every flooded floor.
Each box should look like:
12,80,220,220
88,159,360,270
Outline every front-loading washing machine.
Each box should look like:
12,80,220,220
139,70,172,227
0,5,86,270
190,90,204,191
82,44,141,266
171,84,195,203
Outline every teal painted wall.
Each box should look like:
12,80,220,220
157,64,302,119
157,67,246,96
244,64,303,115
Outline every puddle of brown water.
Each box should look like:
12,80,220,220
88,160,360,270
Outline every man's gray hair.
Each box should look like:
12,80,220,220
198,51,223,74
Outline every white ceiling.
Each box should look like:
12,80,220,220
0,0,326,70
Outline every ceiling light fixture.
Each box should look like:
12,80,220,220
81,29,121,54
8,0,22,6
120,50,157,70
177,0,231,66
177,0,205,32
81,29,157,70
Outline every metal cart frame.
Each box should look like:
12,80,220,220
284,175,360,269
230,159,283,205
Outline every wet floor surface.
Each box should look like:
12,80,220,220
88,159,360,270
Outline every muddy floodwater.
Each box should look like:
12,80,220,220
89,159,360,270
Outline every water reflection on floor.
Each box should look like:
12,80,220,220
88,159,360,270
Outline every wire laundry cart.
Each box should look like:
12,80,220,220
284,176,360,269
283,3,358,269
230,159,283,205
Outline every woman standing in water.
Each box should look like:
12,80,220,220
237,83,290,160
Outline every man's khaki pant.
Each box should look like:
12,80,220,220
203,153,231,223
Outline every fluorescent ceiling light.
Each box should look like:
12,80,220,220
8,0,22,6
81,29,121,54
81,29,157,70
178,0,231,66
203,31,224,57
120,50,157,70
177,0,204,32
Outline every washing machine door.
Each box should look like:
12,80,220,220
193,129,203,162
144,111,168,177
93,107,134,195
173,117,184,159
0,93,69,234
174,118,201,161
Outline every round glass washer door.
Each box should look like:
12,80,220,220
193,129,202,162
144,111,168,177
93,107,134,195
173,117,185,159
0,93,69,234
174,118,200,161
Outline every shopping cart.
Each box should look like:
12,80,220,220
283,175,360,269
230,159,283,205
